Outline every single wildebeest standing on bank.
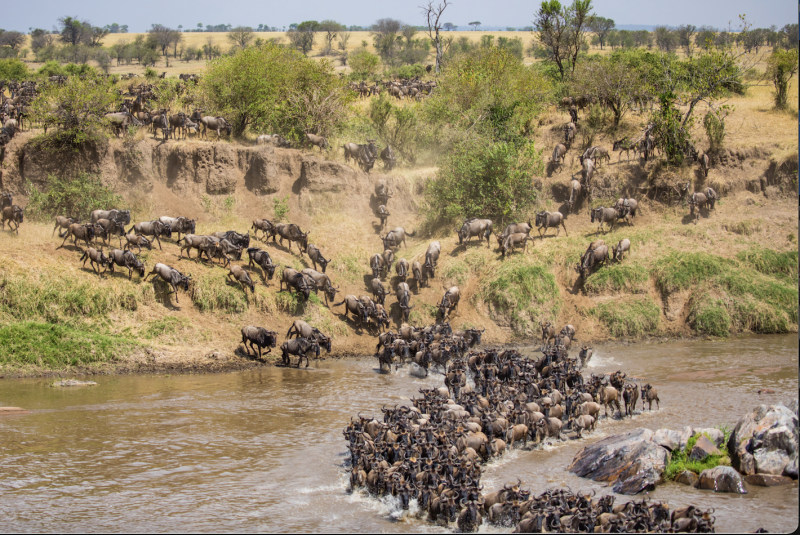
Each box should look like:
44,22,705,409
376,205,390,230
457,219,493,248
395,258,409,282
438,286,460,318
228,265,256,293
53,216,77,237
535,211,568,239
551,143,567,169
280,337,320,367
590,207,618,235
623,383,639,417
381,227,414,250
698,151,711,177
688,188,717,225
424,241,441,280
371,278,388,305
370,253,386,280
582,157,595,186
1,205,24,234
59,223,95,249
611,239,631,262
641,384,660,411
273,223,309,254
307,244,330,273
500,233,531,258
412,261,424,288
333,295,371,326
247,247,276,282
108,249,146,280
396,282,413,322
380,145,396,170
80,247,111,276
567,179,582,213
240,325,278,359
305,133,329,151
374,179,393,205
144,263,191,303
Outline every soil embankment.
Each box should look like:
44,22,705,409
0,133,796,377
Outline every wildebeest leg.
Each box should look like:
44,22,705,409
561,222,568,237
155,235,162,250
58,232,71,249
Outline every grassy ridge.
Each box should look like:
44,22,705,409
592,296,661,338
583,263,649,295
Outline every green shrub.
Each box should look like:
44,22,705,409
664,432,730,481
190,274,248,313
737,248,798,279
692,301,731,336
273,195,290,222
349,49,381,79
397,64,425,79
479,259,560,335
37,60,65,77
584,264,649,294
0,322,137,368
0,58,30,80
26,173,124,221
593,296,661,338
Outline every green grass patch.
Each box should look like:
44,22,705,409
479,258,561,335
592,295,661,338
664,431,731,481
654,251,798,335
0,322,138,368
441,261,470,286
332,253,365,283
583,264,649,295
141,316,192,340
190,273,248,313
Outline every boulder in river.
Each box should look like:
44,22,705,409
678,426,694,452
653,428,681,451
51,380,98,387
689,435,721,461
675,470,699,487
754,449,791,476
744,474,794,487
568,428,669,495
694,428,725,448
727,403,798,479
697,466,747,493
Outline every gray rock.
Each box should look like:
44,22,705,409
568,428,669,495
51,380,98,387
653,429,681,451
744,474,794,487
763,425,797,456
787,399,798,418
678,426,694,452
728,403,798,476
785,454,798,479
697,466,748,494
754,449,791,476
690,435,721,461
675,470,699,487
694,428,725,448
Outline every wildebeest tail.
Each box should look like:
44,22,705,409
331,299,346,307
406,229,416,237
79,250,88,262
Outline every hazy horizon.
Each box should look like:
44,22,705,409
1,0,794,33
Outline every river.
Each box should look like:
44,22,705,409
0,334,797,533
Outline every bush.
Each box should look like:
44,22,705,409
0,58,30,79
368,95,423,164
583,264,649,294
26,173,123,222
397,64,425,79
423,138,543,226
664,431,730,481
349,49,380,79
37,60,65,77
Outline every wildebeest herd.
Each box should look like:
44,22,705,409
343,320,689,533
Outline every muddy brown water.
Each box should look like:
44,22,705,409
0,335,797,533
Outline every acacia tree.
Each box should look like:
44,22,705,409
227,26,255,50
589,16,614,49
371,18,403,66
420,0,450,73
767,48,799,108
676,24,696,56
533,0,594,79
570,55,647,126
287,20,318,55
58,16,89,45
318,20,345,55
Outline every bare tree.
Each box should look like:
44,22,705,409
420,0,451,73
227,26,255,50
319,20,345,55
0,31,25,50
337,31,351,52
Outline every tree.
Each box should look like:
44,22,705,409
199,43,351,139
148,24,182,57
337,31,351,52
766,48,799,108
371,18,403,66
349,49,380,78
86,26,109,47
0,31,25,50
227,26,255,50
469,21,481,31
286,20,318,55
694,26,715,50
676,24,696,56
58,16,89,46
533,0,594,79
654,26,676,52
781,24,798,49
319,20,345,55
443,22,456,31
569,53,648,126
30,29,54,52
420,0,451,73
589,16,614,49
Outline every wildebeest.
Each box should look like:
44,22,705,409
59,223,94,249
286,320,332,353
576,244,609,279
144,263,191,303
273,223,308,253
1,205,23,234
251,219,275,240
396,281,414,322
689,187,717,224
247,247,276,282
500,233,531,258
412,261,424,288
177,234,213,260
581,146,610,166
623,383,639,417
612,138,638,162
611,239,631,262
305,133,329,151
381,227,414,250
256,134,290,147
306,244,330,273
376,205,390,230
190,110,232,140
91,209,130,225
280,268,313,300
612,198,638,226
301,268,339,304
698,151,710,177
211,230,250,249
159,216,196,241
380,145,396,170
496,221,532,247
457,218,493,248
333,295,371,326
79,247,110,275
550,143,567,169
0,192,13,210
280,337,320,367
128,220,170,249
641,383,660,410
382,249,394,271
590,207,618,234
395,258,409,281
209,238,243,267
371,278,388,305
423,241,441,281
228,265,256,293
374,179,393,206
370,253,386,279
95,218,127,247
535,211,568,239
240,326,278,359
438,286,460,318
567,179,582,213
108,248,145,280
582,157,595,186
150,111,171,140
104,111,141,137
124,233,152,254
563,123,576,145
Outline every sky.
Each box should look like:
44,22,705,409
1,0,795,33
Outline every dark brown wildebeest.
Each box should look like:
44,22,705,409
1,192,13,210
641,383,660,410
698,151,710,177
412,261,424,288
79,247,111,275
395,258,409,281
124,233,152,254
280,337,320,367
576,244,609,279
457,218,493,248
307,244,330,273
380,145,396,170
535,211,568,239
273,223,308,253
612,138,637,162
247,247,276,282
688,187,717,224
382,249,394,271
590,207,618,235
285,320,332,354
370,253,386,279
1,205,24,234
108,249,145,280
240,326,278,359
500,233,531,258
59,223,94,248
563,123,575,146
396,281,413,322
144,263,191,303
95,218,127,247
539,321,555,343
280,267,313,300
333,295,371,326
374,178,393,205
376,205,390,230
228,265,256,293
